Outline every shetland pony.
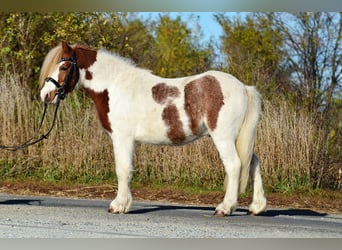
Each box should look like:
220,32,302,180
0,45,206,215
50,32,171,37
40,41,267,216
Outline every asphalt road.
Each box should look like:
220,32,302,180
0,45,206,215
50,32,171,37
0,193,341,238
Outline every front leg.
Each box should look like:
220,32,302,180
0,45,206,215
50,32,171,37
108,135,135,214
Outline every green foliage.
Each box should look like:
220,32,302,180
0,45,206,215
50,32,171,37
152,15,213,77
215,13,285,95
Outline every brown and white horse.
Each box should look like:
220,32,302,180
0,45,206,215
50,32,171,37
40,41,267,216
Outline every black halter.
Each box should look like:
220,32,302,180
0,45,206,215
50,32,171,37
45,51,79,100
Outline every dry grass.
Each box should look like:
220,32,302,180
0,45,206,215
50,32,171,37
0,75,340,191
256,99,329,191
0,75,114,182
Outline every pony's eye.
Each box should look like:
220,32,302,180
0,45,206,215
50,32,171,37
60,66,68,71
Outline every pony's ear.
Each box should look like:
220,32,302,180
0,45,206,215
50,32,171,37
62,41,72,53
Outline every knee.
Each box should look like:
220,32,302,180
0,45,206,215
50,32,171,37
223,156,241,175
116,165,133,180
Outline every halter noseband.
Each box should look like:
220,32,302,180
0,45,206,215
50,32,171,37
45,51,79,100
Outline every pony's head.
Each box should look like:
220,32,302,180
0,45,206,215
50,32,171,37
39,41,80,103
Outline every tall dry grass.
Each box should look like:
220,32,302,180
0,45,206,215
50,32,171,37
256,99,331,191
0,75,340,191
0,75,114,182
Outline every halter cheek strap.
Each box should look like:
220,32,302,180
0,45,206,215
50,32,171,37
45,51,79,100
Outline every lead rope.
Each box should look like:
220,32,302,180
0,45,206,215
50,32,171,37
0,97,61,151
1,51,78,151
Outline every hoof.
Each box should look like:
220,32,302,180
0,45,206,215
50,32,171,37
215,202,237,217
108,207,120,214
247,210,257,216
108,206,129,214
108,195,132,214
248,199,267,216
214,210,226,217
247,209,266,216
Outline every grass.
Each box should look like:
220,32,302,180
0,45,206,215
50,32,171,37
0,74,341,195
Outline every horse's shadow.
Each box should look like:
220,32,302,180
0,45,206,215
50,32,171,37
0,199,42,206
129,204,214,215
0,198,327,218
256,208,327,217
129,204,327,217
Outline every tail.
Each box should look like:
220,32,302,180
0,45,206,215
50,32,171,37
224,86,261,193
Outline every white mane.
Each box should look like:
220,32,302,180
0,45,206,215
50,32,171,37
98,49,152,75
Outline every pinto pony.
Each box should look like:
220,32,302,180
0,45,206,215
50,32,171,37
40,41,267,216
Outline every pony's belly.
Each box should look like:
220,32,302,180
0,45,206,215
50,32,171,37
135,126,209,146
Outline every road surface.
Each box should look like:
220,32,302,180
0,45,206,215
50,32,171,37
0,193,341,238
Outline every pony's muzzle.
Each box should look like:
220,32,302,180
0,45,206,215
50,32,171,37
42,89,58,104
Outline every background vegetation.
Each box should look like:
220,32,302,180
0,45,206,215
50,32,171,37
0,12,341,193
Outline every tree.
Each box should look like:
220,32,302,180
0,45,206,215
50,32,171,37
117,14,156,69
273,12,342,114
152,15,213,78
274,13,342,170
0,13,49,92
215,13,286,98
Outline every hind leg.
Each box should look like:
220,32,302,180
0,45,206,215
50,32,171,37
248,154,267,215
212,139,241,216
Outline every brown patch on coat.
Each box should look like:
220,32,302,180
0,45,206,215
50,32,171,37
152,83,180,104
184,75,224,133
151,83,185,144
74,44,97,70
85,70,93,80
84,88,112,133
162,104,186,144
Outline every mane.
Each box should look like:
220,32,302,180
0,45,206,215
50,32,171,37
99,49,152,76
39,44,63,86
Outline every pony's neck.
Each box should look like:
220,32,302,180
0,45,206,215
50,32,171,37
95,50,152,81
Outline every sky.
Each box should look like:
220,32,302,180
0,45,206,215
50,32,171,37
175,12,224,42
138,12,247,44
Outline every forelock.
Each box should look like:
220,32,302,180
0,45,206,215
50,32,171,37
39,45,63,86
